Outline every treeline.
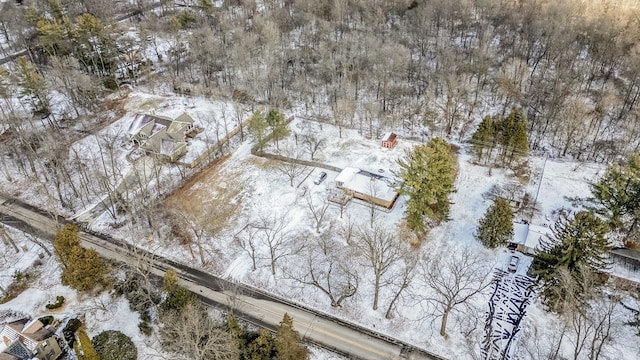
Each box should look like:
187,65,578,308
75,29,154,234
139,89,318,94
0,0,639,161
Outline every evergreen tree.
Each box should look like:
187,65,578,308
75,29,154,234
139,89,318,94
74,329,100,360
92,330,137,360
160,270,193,313
224,313,247,357
53,224,110,292
274,313,309,360
587,153,640,242
266,108,289,150
246,329,275,360
248,110,268,153
498,108,528,165
396,137,457,233
17,57,50,116
470,115,494,161
476,198,514,248
531,211,611,307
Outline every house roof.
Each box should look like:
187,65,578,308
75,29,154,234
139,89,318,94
511,222,553,252
128,114,172,136
21,319,42,335
3,341,30,360
0,352,20,360
336,167,398,203
525,224,553,251
512,222,529,245
610,248,640,262
174,112,194,124
381,132,396,142
335,167,360,184
4,320,27,336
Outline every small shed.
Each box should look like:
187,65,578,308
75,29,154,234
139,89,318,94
509,222,553,255
381,132,398,149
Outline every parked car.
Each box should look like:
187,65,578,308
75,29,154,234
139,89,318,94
508,255,520,273
314,171,327,185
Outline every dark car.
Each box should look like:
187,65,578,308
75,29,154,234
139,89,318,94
314,171,327,185
508,255,520,273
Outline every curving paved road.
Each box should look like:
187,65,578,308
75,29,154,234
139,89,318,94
0,193,446,360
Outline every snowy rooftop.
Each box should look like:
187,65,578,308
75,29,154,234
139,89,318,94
511,222,553,253
525,224,553,251
335,167,397,203
381,132,396,142
127,113,171,136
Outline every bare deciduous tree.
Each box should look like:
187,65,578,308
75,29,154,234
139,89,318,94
240,213,300,275
352,225,402,311
273,147,307,187
160,302,240,360
301,131,325,160
384,248,418,319
419,247,493,337
0,224,18,253
235,222,260,272
287,232,358,307
305,192,330,233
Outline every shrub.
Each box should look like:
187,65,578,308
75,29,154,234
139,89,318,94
0,270,37,304
92,330,137,360
75,329,99,360
38,316,54,326
63,318,82,347
46,296,65,310
138,321,152,336
102,76,118,90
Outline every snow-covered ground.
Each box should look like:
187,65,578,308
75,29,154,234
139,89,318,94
91,115,639,359
2,98,639,359
0,225,167,359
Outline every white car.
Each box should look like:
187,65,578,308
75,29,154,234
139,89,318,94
314,171,327,185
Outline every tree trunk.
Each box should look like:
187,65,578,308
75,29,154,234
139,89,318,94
373,274,380,310
440,307,450,336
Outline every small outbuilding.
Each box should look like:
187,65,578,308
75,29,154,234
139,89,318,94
509,221,553,255
381,132,398,149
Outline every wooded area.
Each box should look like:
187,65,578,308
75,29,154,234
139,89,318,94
1,0,639,162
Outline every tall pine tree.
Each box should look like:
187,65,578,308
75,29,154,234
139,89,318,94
396,137,457,233
266,108,289,150
470,115,495,162
498,108,528,165
274,313,309,360
53,224,110,292
248,110,268,153
587,152,640,243
531,211,611,307
476,198,514,248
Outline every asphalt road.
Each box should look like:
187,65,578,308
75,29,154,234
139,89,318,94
0,193,446,360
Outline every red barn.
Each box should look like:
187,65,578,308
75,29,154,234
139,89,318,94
381,132,398,149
